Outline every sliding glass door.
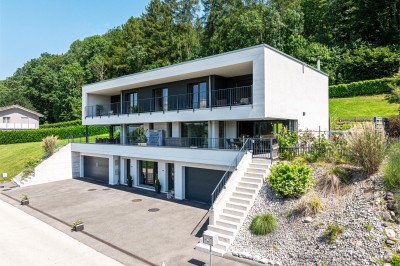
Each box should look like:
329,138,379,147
190,82,207,109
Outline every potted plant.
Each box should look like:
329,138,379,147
154,174,161,193
135,127,148,146
20,195,29,205
127,175,133,187
72,220,84,232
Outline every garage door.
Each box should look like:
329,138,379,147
83,156,109,183
185,167,225,205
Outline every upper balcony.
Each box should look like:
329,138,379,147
85,85,253,118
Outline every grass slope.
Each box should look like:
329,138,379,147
0,140,67,182
330,94,399,118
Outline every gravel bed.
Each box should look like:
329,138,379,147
230,165,395,266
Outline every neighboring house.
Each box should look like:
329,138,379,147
0,105,43,130
71,44,329,205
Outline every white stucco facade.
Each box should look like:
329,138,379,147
72,44,329,204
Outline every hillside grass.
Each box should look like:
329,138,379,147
0,139,68,182
329,94,399,118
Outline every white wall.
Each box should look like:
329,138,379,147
264,47,329,131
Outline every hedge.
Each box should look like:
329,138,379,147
0,125,108,144
329,77,400,98
40,119,82,129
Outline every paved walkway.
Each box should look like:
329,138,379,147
0,199,121,266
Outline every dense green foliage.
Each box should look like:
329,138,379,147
329,78,400,98
1,0,399,123
40,120,82,129
0,125,108,144
268,160,314,198
249,213,278,235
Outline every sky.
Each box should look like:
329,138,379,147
0,0,150,80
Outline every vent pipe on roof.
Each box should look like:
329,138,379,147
317,56,321,71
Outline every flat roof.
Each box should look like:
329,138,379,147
83,44,328,90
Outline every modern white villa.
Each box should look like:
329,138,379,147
70,44,328,206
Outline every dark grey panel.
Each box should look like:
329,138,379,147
83,156,109,183
185,167,225,205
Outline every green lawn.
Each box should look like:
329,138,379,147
0,139,68,182
329,94,399,118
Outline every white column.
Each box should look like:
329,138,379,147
172,122,180,137
174,163,185,200
158,162,167,193
79,155,84,177
121,124,127,144
120,158,127,185
109,156,119,185
131,159,138,186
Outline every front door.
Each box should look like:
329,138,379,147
168,163,174,191
139,160,158,186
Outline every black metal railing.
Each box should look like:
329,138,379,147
85,86,252,117
210,138,252,207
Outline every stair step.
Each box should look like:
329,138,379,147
223,207,245,217
252,158,271,164
216,220,238,230
242,177,263,184
247,168,266,174
236,186,256,194
200,230,232,244
244,172,264,178
226,202,248,211
195,242,226,257
220,213,242,223
208,225,235,237
249,163,269,169
229,196,251,205
232,191,253,199
238,181,259,189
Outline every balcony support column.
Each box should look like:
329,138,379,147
121,124,127,145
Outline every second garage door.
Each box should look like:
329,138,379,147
83,156,109,183
185,167,225,205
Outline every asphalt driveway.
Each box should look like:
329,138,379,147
0,179,249,266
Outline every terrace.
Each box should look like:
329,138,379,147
84,85,252,118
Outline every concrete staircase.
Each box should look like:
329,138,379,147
195,158,270,256
13,144,73,187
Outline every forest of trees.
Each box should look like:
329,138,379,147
1,0,399,123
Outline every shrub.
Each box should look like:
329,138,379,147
317,170,342,196
383,142,400,191
297,192,323,216
345,123,386,174
331,166,351,184
71,220,84,230
329,77,400,98
20,195,28,201
276,128,298,160
0,125,108,144
324,223,345,244
41,135,58,155
324,134,348,164
388,115,400,138
22,159,40,179
392,254,400,266
249,213,278,235
268,160,314,198
40,120,82,129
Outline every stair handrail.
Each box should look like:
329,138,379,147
210,138,251,209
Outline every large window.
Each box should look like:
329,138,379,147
139,160,158,186
126,92,138,113
153,88,168,112
190,82,207,109
181,122,208,138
